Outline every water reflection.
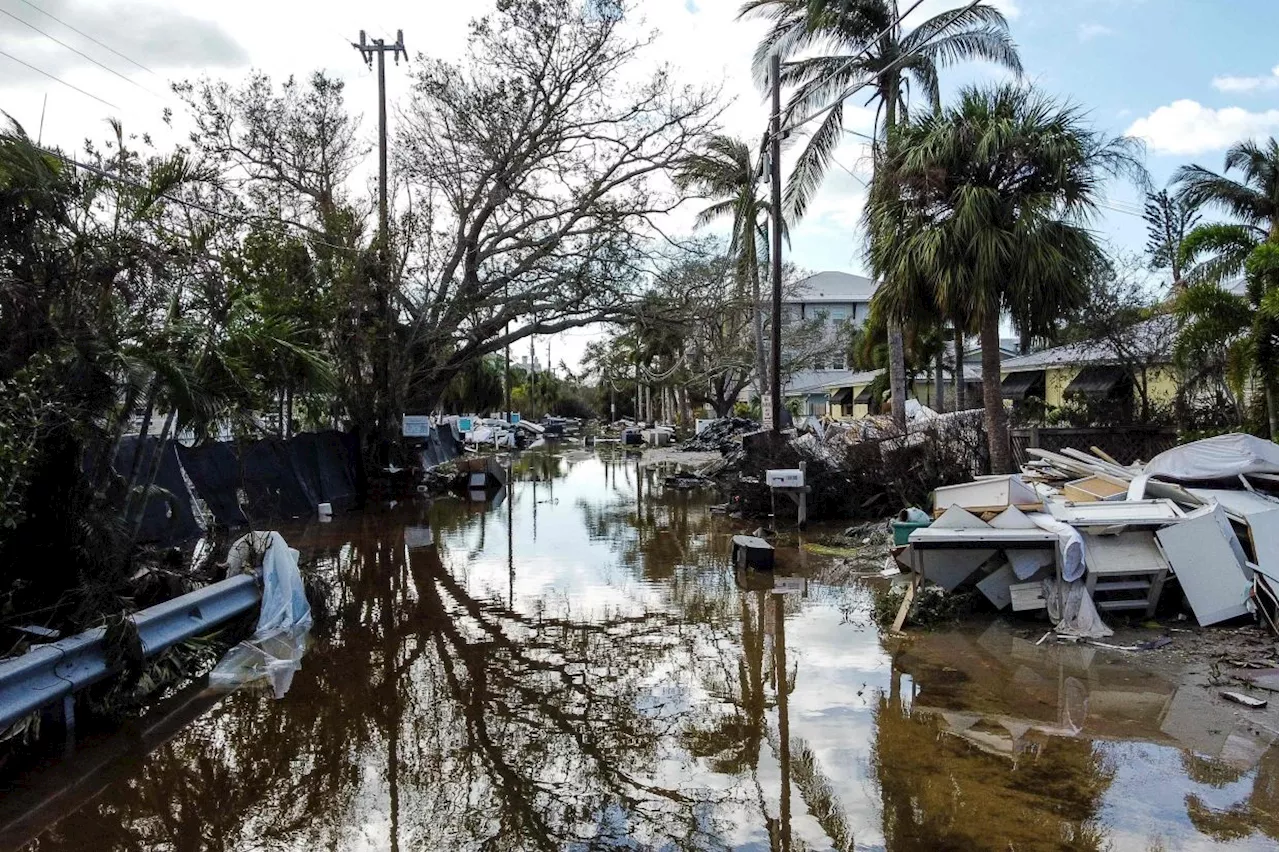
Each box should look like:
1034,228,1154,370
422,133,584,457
3,451,1275,851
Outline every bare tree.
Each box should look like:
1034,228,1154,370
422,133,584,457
394,0,719,419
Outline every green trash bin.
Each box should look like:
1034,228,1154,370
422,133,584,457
891,520,931,546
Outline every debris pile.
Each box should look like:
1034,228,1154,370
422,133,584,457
890,433,1279,637
678,417,759,452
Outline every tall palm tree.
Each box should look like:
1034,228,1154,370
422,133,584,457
1171,137,1279,435
868,83,1144,472
742,0,1022,427
675,136,771,405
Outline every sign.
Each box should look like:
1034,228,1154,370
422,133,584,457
402,415,433,437
761,393,774,430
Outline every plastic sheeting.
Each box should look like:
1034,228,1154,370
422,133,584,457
210,531,313,698
1027,513,1086,582
1143,433,1280,481
1042,577,1113,639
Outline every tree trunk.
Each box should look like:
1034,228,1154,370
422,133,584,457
90,382,139,492
1267,384,1278,441
933,350,945,412
953,326,965,411
981,312,1013,474
126,408,177,549
888,322,907,429
749,252,768,407
285,386,294,439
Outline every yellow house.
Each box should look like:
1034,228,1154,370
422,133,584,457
999,316,1179,416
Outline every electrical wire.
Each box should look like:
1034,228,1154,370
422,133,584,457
778,0,982,139
0,47,116,108
16,0,158,78
0,8,165,100
774,0,930,129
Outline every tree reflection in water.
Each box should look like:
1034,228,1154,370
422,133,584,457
14,453,1279,852
27,459,742,851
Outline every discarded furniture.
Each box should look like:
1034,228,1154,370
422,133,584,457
1063,474,1128,503
1081,531,1169,617
932,474,1041,516
1046,498,1184,529
1156,504,1253,626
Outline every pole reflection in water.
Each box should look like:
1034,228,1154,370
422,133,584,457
1,452,1275,852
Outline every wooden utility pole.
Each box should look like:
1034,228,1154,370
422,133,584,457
768,53,784,435
351,29,405,244
352,30,406,457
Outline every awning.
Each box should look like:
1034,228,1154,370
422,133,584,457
1064,365,1128,395
830,387,853,405
853,386,873,404
1000,370,1045,400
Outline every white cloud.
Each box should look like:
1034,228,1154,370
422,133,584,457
1077,23,1113,41
1211,66,1280,93
1125,99,1280,155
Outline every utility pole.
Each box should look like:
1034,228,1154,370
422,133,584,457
351,29,405,245
768,53,784,435
352,29,406,458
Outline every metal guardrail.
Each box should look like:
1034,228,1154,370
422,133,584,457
0,574,260,732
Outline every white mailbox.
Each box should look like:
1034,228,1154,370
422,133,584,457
765,468,804,488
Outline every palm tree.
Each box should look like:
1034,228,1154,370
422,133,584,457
868,83,1143,472
742,0,1022,428
1172,138,1279,436
675,136,771,406
1174,138,1278,241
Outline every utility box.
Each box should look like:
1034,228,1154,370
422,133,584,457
766,468,805,489
732,534,775,570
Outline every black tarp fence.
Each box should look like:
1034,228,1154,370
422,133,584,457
417,422,463,468
109,430,364,539
114,436,204,543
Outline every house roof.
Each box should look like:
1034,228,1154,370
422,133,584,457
999,315,1177,372
785,365,983,397
783,369,865,395
787,271,878,304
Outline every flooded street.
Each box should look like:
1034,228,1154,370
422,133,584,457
2,449,1275,851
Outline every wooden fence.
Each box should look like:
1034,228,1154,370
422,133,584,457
1010,426,1179,467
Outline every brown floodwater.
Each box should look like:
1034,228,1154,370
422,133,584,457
1,448,1276,851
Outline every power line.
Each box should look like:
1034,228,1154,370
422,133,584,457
16,0,158,79
776,0,930,131
0,47,116,109
0,8,165,100
779,0,982,138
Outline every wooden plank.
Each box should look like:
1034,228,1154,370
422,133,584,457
891,576,917,632
932,505,991,529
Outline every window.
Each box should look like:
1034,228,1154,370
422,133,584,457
829,307,849,322
831,357,845,370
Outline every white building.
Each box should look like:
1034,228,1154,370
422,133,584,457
779,271,878,413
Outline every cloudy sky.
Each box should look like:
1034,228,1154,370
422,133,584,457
2,0,1277,368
